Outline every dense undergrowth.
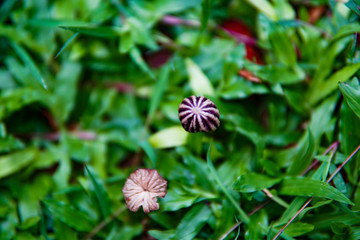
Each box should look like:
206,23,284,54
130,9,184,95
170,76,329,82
1,0,360,239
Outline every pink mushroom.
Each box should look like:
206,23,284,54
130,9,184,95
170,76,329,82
122,169,167,213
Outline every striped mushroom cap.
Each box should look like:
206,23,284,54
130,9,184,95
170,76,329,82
178,95,220,133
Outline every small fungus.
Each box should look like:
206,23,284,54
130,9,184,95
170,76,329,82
178,95,220,133
122,169,167,213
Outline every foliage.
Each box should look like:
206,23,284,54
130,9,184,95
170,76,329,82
1,0,360,239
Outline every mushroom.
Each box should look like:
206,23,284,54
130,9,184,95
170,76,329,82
122,169,167,213
178,95,220,133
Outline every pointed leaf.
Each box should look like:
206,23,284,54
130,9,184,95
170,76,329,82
233,173,281,193
10,42,47,90
278,177,354,205
148,64,170,123
129,47,155,79
0,148,37,179
339,82,360,119
148,126,189,148
55,33,79,58
60,26,121,38
287,128,315,176
186,58,214,96
309,62,360,105
42,199,94,231
172,204,212,240
85,165,111,218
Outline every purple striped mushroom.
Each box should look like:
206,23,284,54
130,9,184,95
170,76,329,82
178,95,220,133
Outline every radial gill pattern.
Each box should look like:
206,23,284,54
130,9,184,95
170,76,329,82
178,95,220,133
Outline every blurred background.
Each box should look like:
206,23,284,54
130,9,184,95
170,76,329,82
1,0,360,239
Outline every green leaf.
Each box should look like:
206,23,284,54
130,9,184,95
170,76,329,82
0,148,37,179
233,173,281,193
200,0,211,32
127,17,157,50
109,224,143,240
186,58,214,96
332,24,360,42
129,47,155,79
18,216,40,230
148,126,189,148
283,222,314,237
278,177,354,205
0,0,17,23
84,165,111,218
346,1,360,16
340,96,360,155
53,220,78,240
119,29,133,54
245,0,277,20
254,64,305,84
331,222,352,235
207,145,249,224
60,26,121,38
51,62,82,123
220,77,268,99
148,229,176,240
27,19,90,27
161,187,216,211
10,42,47,90
150,0,203,14
178,148,215,191
309,95,337,146
161,193,201,212
172,204,212,240
286,128,315,176
225,114,265,157
246,210,268,240
55,33,79,58
269,28,297,67
339,81,360,119
139,140,157,168
42,199,94,232
148,64,170,123
308,62,360,105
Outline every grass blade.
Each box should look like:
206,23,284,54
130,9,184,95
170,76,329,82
186,58,214,96
10,42,48,90
0,0,17,23
129,47,155,79
60,26,120,38
148,126,189,148
339,82,360,119
278,177,353,205
147,64,170,124
42,199,94,231
55,32,79,58
200,0,211,32
84,165,111,219
207,144,249,224
0,148,37,179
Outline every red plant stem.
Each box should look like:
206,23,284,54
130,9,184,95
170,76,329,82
161,15,200,27
37,130,97,141
219,200,271,240
300,141,339,176
326,144,360,184
272,144,360,240
221,29,258,46
84,206,126,240
272,198,313,240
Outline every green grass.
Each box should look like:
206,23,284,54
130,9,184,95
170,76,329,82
1,0,360,239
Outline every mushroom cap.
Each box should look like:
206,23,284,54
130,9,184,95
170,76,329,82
122,169,167,213
178,95,220,133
